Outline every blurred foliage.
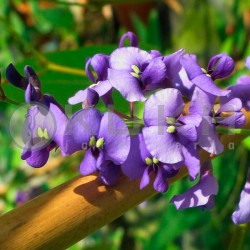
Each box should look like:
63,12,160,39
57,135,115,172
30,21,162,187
1,0,250,249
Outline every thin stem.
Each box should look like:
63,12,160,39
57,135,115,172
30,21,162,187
113,109,132,120
216,127,250,135
0,96,21,105
129,102,134,118
47,62,84,76
42,0,155,7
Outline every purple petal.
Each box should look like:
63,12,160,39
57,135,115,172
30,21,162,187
68,88,99,107
98,112,130,164
6,63,28,90
176,124,198,142
89,54,109,80
119,31,138,47
143,88,184,126
163,49,184,81
153,167,169,193
63,108,102,155
121,134,148,180
109,47,152,70
173,67,195,99
225,78,250,111
108,68,146,102
208,53,234,79
232,170,250,224
25,83,41,103
80,149,97,175
189,87,216,116
217,98,242,113
99,161,121,185
181,55,230,96
180,54,203,80
140,167,151,190
142,126,183,164
171,171,218,209
245,56,250,70
182,143,200,180
24,148,50,168
85,57,96,82
48,103,68,152
90,80,112,97
178,114,202,127
141,58,166,85
216,112,246,128
192,74,230,96
197,117,224,155
100,89,114,106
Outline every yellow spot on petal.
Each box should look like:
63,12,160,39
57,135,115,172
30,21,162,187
96,137,104,149
37,127,44,138
201,68,207,73
89,136,96,147
166,125,176,133
166,117,176,125
44,128,49,140
130,72,140,79
153,157,159,164
145,157,153,166
131,65,140,74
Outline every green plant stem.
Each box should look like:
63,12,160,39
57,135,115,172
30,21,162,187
43,0,156,7
228,224,247,250
47,62,84,76
216,127,250,135
0,96,21,105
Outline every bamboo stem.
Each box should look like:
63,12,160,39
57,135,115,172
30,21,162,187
0,110,249,249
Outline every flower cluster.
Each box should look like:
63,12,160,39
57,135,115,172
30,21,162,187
6,32,250,224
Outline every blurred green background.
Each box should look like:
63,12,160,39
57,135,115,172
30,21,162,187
0,0,250,249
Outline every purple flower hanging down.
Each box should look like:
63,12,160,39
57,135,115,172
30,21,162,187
63,108,130,185
190,87,245,155
180,53,234,96
6,64,68,167
108,47,167,102
232,168,250,224
122,134,181,193
142,88,202,180
171,160,218,210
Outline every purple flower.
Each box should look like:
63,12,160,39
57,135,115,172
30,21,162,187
190,88,245,154
142,88,202,180
6,64,68,167
221,57,250,111
108,47,166,102
171,160,218,210
69,53,112,107
180,53,233,96
122,134,181,193
21,102,68,167
232,169,250,224
63,108,130,185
